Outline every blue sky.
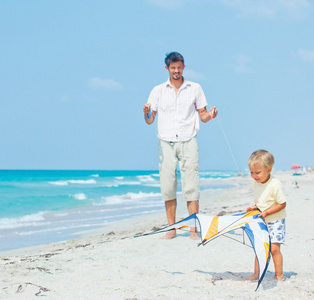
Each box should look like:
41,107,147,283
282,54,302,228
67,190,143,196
0,0,313,171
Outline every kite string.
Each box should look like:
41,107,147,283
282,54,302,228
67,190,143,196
174,227,253,249
216,116,241,174
149,109,241,174
222,233,252,248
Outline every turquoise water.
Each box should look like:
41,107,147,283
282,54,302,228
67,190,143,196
0,170,241,252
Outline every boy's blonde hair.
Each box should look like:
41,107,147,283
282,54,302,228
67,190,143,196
248,150,275,169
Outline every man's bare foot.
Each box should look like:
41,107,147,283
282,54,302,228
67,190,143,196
190,231,200,240
245,274,259,281
160,230,176,239
270,275,285,281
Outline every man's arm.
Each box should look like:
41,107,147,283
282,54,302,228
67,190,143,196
198,106,218,123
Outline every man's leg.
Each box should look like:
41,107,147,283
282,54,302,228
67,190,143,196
158,140,178,239
187,200,199,240
178,138,200,240
160,199,177,239
187,200,199,215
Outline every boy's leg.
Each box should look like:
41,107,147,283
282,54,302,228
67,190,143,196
267,219,285,281
246,257,259,280
271,243,285,281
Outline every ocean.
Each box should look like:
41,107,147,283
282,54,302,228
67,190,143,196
0,170,241,252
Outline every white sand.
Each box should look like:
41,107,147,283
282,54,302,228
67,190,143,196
0,171,313,299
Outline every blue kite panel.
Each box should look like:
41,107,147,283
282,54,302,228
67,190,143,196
244,223,255,246
258,221,268,232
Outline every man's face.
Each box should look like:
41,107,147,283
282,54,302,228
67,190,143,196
166,61,185,81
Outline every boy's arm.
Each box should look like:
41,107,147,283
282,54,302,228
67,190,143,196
258,202,286,218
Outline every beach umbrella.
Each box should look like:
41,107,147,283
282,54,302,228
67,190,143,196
291,164,301,169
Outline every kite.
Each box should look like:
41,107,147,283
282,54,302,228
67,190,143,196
137,209,271,290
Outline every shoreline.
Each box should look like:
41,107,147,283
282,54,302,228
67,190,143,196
1,171,313,299
0,175,250,256
0,169,240,253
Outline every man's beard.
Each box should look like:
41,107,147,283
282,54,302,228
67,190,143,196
172,74,181,80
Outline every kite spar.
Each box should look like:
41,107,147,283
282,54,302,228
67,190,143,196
136,209,271,290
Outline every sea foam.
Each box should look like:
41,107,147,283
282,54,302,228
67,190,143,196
102,191,161,205
72,193,87,200
0,212,47,230
49,179,97,185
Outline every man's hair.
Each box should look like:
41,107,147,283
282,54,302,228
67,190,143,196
164,52,184,67
248,150,275,169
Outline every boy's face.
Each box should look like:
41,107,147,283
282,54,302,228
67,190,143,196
250,162,272,184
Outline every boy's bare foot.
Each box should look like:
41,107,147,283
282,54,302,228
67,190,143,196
245,274,259,281
270,275,285,281
160,230,176,239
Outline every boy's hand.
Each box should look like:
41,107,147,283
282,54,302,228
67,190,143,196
246,206,256,212
258,211,267,218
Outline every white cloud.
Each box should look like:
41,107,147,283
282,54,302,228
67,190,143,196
298,48,314,63
231,53,252,73
217,0,312,19
88,77,123,90
184,69,205,81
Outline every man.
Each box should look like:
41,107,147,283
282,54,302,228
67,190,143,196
143,52,218,239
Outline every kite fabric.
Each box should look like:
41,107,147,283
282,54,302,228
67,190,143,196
137,209,271,290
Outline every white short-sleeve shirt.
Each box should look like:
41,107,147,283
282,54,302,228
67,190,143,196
147,78,208,142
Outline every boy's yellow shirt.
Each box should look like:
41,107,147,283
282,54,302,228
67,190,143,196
254,176,287,223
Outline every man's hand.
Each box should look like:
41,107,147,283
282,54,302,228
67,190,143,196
143,103,155,124
198,106,218,123
209,106,218,120
143,103,151,115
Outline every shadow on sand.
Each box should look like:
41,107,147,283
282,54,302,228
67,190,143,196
192,269,298,290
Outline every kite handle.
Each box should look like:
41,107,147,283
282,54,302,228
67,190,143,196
146,106,152,119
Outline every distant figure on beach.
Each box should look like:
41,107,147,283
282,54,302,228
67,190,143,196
295,181,299,188
246,150,287,281
143,52,218,240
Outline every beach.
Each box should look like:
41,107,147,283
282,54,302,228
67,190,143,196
0,171,313,299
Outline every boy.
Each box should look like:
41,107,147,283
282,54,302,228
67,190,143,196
246,150,286,281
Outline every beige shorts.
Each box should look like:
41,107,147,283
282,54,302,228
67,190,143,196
158,137,200,202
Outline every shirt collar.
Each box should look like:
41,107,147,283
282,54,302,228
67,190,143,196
165,77,191,89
